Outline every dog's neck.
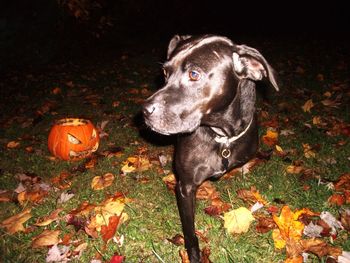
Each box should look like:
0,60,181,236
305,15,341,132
204,80,256,139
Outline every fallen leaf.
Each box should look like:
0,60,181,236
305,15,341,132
272,206,318,249
223,207,255,234
109,255,124,263
17,190,47,205
262,129,279,147
340,209,350,232
51,171,72,190
0,190,13,202
34,208,63,226
46,244,70,262
302,99,314,113
0,208,32,234
167,234,185,246
236,187,268,206
301,238,342,258
255,216,277,233
334,173,350,191
7,140,20,149
328,193,345,206
91,173,115,190
58,191,75,204
196,181,219,200
101,215,121,243
32,230,61,248
302,143,316,158
286,165,304,174
121,156,151,174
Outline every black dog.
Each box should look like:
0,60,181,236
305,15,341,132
143,34,279,262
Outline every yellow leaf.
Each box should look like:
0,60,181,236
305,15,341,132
32,230,60,248
91,173,115,190
302,143,316,158
272,228,286,249
223,207,255,234
121,156,152,174
275,145,283,153
0,208,32,234
302,99,314,113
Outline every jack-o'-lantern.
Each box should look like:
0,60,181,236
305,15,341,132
48,118,99,161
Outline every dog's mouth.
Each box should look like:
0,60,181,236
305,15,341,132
144,114,201,135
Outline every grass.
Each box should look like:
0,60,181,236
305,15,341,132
0,36,349,262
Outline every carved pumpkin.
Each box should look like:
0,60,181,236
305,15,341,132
48,118,99,161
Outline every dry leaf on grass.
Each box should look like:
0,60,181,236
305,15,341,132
262,129,279,147
0,208,32,234
272,206,318,249
223,207,255,234
91,173,115,190
32,229,61,248
34,208,63,226
121,156,151,174
302,99,314,113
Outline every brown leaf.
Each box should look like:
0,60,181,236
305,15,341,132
101,215,121,243
32,230,61,248
0,208,32,234
302,99,314,113
17,190,47,205
34,208,63,226
255,216,277,233
0,190,14,202
91,173,115,190
162,173,177,192
340,210,350,232
301,238,342,258
167,234,185,246
200,246,212,263
334,173,350,191
204,197,231,216
196,181,219,200
236,187,268,205
51,171,72,190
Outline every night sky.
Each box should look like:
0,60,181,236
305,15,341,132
1,0,349,72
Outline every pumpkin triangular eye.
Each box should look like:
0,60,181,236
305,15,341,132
68,133,81,144
91,129,97,139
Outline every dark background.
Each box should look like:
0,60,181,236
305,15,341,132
1,0,349,73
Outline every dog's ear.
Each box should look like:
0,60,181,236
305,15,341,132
232,45,279,91
167,35,192,59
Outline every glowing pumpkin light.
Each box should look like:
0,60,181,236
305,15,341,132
48,118,99,161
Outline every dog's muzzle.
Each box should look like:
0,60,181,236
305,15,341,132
143,100,201,135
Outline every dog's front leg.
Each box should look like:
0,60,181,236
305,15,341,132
175,180,200,262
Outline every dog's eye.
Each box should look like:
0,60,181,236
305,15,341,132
189,70,201,81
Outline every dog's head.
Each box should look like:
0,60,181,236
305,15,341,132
143,34,279,135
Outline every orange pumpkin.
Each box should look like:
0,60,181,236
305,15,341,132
48,118,99,161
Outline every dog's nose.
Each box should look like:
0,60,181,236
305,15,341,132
143,103,156,117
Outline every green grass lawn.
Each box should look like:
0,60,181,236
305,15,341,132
0,37,349,262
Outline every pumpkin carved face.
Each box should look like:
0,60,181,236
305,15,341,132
48,118,99,161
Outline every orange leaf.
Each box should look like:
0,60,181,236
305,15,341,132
334,173,350,191
17,190,47,205
91,173,115,190
328,194,345,206
262,130,278,147
302,99,314,113
0,208,32,234
101,215,121,242
7,140,20,149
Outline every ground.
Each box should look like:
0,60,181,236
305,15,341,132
0,35,349,262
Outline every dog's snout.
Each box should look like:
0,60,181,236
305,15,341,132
143,103,156,117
